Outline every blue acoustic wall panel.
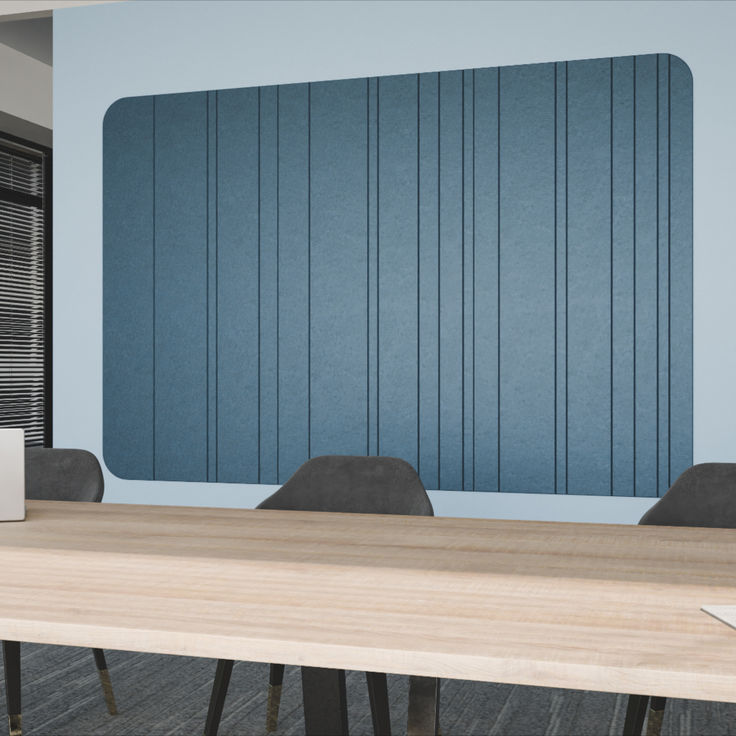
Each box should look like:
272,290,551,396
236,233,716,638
416,72,440,489
377,74,419,471
668,56,694,492
153,92,209,482
611,56,636,497
103,53,692,495
309,79,369,459
498,62,557,494
277,83,311,483
215,87,260,483
566,58,612,495
102,96,154,480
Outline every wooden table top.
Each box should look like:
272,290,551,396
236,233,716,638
2,500,736,702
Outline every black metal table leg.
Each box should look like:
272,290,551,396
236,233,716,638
2,641,21,736
301,666,349,735
91,648,118,715
623,694,649,736
407,676,440,736
266,663,286,733
204,659,234,736
646,697,666,736
365,671,391,735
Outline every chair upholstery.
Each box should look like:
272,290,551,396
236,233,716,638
204,455,435,736
623,463,736,736
25,448,104,503
639,463,736,529
257,455,434,516
3,447,117,736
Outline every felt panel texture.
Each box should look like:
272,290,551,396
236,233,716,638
103,54,692,494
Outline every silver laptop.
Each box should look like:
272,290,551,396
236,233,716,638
0,429,25,521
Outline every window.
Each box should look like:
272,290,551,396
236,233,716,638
0,134,51,446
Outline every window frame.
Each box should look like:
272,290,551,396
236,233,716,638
0,131,52,447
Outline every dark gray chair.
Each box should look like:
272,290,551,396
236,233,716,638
622,463,736,736
2,448,118,736
203,455,437,736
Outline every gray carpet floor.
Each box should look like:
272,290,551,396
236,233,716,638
1,643,735,735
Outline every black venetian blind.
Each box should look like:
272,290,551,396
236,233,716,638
0,136,51,446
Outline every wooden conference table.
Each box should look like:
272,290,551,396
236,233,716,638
2,500,736,735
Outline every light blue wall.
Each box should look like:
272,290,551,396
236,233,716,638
55,0,736,522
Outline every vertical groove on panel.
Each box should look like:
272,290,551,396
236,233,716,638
257,85,278,483
496,69,501,493
664,54,671,495
462,70,475,491
206,91,220,482
565,62,570,493
461,72,465,491
554,63,567,495
216,86,260,482
376,73,419,468
461,70,475,491
657,54,670,496
554,66,558,493
469,67,498,491
367,77,379,457
667,51,694,486
610,60,614,495
275,82,309,481
215,95,219,482
257,88,262,482
152,97,157,480
632,57,637,496
366,78,370,456
259,84,281,482
611,56,635,496
417,72,439,488
437,69,464,489
206,94,209,482
376,77,381,455
276,87,280,480
567,57,614,494
656,55,660,496
437,72,441,485
215,93,219,480
633,52,661,498
417,74,421,471
206,91,221,482
667,54,672,488
471,69,476,492
307,83,311,458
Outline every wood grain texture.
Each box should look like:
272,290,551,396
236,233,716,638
2,501,736,703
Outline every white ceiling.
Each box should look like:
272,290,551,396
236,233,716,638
0,17,51,64
0,0,122,67
0,0,119,132
0,1,120,22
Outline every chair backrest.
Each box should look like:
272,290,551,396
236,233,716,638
258,455,433,517
25,448,104,503
639,463,736,528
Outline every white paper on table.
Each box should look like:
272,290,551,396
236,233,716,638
0,428,25,521
702,605,736,632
